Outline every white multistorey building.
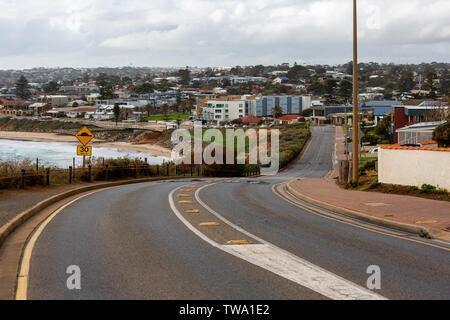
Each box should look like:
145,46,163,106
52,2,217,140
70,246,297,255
202,100,248,123
200,95,312,123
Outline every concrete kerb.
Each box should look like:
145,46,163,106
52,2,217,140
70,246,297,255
285,180,433,239
0,176,192,249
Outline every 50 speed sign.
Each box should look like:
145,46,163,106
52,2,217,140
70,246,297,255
77,145,92,156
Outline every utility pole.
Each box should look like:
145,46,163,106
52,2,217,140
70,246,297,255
352,0,359,183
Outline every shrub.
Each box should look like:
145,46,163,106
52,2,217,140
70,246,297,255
369,179,381,189
432,122,450,147
359,160,376,176
420,184,436,193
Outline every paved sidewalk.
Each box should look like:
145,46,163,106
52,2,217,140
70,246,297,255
330,126,347,178
289,178,450,237
289,125,450,239
0,183,86,228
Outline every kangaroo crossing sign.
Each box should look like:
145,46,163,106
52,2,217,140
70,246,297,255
75,126,95,146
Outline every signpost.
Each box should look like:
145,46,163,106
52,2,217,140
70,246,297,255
76,126,95,146
77,145,92,156
75,126,95,168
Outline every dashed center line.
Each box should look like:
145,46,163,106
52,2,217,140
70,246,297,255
168,183,387,300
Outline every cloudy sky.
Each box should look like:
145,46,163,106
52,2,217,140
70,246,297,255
0,0,449,69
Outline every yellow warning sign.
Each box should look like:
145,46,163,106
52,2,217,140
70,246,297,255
75,126,94,146
77,145,92,156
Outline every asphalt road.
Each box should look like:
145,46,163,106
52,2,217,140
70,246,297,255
26,127,450,299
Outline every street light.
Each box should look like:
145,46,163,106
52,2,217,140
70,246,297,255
352,0,359,183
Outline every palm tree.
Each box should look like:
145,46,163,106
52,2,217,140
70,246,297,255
272,106,283,119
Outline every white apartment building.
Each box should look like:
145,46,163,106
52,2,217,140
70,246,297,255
202,100,248,123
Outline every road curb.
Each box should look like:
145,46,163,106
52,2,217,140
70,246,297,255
285,180,434,239
0,176,191,249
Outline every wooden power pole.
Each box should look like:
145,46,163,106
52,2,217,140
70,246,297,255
352,0,359,183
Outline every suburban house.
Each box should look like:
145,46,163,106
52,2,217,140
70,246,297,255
241,115,262,124
274,115,301,125
66,107,98,118
40,95,70,107
396,121,446,145
362,100,402,125
0,98,30,116
28,102,51,116
273,77,289,84
393,102,448,143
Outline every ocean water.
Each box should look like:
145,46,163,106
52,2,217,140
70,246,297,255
0,139,169,168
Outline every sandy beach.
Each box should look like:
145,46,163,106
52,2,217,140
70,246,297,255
0,131,172,158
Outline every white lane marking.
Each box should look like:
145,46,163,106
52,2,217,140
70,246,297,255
168,184,387,300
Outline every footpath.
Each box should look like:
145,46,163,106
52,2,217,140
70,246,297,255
287,126,450,240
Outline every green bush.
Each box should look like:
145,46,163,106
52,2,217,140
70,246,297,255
359,160,376,175
420,184,436,193
432,122,450,147
369,179,381,189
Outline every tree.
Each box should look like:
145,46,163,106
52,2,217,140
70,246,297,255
432,122,450,147
176,90,182,112
144,103,155,116
424,72,437,99
43,80,60,94
15,75,30,99
287,65,309,82
344,61,353,75
134,82,153,94
113,103,121,125
308,81,325,95
324,79,338,96
374,116,391,139
338,79,353,103
439,70,450,96
397,71,415,93
161,103,170,121
300,109,313,117
272,106,283,118
324,79,338,104
221,78,231,87
96,73,114,100
178,67,191,86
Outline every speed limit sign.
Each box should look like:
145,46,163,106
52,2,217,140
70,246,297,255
77,145,92,156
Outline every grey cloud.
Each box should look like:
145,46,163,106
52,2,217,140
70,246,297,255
0,0,448,69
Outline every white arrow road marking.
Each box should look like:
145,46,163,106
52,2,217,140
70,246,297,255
168,184,387,300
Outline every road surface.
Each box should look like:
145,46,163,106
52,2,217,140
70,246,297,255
24,127,450,299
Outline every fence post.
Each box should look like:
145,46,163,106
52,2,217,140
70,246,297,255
175,165,178,176
69,166,72,184
134,164,137,179
46,168,50,186
21,169,26,189
156,165,159,176
166,164,169,176
190,164,193,177
105,165,109,180
88,165,92,182
36,158,39,174
197,165,200,177
183,166,186,177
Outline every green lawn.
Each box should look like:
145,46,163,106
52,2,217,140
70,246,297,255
143,114,190,121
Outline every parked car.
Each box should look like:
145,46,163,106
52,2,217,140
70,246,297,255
369,148,379,154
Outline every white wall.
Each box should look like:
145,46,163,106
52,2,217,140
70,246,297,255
378,148,450,190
